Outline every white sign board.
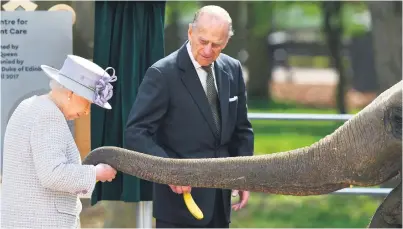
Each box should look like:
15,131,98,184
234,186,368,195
1,11,73,175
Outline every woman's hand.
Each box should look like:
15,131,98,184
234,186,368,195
95,163,117,182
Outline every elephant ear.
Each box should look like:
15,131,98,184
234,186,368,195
368,179,402,228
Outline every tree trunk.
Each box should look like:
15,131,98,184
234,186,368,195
323,1,348,114
245,2,272,101
367,1,402,93
164,4,180,55
246,34,271,100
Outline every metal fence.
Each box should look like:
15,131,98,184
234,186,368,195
135,112,392,227
248,113,355,121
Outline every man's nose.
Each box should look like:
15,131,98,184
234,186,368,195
203,45,213,56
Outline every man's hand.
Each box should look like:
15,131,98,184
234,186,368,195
169,185,191,194
231,190,250,211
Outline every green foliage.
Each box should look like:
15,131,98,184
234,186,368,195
164,1,200,26
228,100,380,228
272,1,370,38
273,1,323,30
166,1,371,39
342,2,370,37
250,1,274,37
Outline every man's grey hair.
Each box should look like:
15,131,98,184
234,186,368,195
191,5,234,38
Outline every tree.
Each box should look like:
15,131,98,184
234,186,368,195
164,2,181,55
245,1,273,102
367,1,402,93
322,1,348,114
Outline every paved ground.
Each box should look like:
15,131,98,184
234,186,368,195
272,66,338,85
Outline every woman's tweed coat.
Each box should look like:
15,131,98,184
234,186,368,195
1,95,97,228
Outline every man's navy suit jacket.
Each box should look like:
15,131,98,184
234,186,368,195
125,42,254,226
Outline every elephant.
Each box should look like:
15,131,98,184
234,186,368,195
83,81,402,228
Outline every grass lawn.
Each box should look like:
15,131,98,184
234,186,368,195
228,100,381,228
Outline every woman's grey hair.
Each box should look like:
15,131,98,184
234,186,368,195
49,79,65,90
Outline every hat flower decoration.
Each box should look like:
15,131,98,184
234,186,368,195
94,66,117,107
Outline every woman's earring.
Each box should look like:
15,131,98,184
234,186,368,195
67,96,71,101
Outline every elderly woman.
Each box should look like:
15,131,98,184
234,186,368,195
1,55,118,228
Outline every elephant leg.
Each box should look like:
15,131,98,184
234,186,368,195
368,180,402,228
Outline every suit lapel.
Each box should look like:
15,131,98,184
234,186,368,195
177,42,231,140
214,59,230,142
178,43,219,137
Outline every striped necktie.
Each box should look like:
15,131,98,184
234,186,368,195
202,64,221,136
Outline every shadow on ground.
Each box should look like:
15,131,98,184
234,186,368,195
80,200,155,228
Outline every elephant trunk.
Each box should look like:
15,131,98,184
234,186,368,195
83,142,349,195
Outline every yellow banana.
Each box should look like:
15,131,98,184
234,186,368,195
97,180,203,220
183,192,204,220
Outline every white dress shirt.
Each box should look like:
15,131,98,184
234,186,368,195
186,42,218,93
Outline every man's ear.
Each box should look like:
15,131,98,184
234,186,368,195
187,23,193,39
221,40,229,50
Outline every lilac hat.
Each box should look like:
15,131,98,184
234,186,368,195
40,55,117,109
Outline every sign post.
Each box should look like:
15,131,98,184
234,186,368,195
1,11,73,175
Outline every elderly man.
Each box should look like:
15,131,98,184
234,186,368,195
125,5,254,228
